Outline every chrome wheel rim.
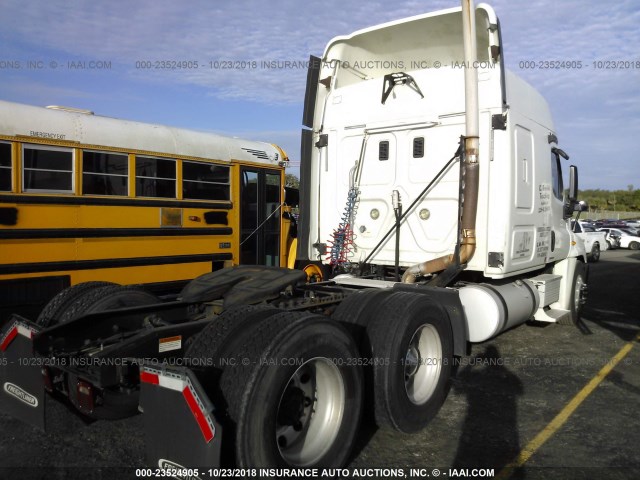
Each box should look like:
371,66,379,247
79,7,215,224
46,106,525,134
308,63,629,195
404,324,442,405
276,358,345,466
574,273,586,312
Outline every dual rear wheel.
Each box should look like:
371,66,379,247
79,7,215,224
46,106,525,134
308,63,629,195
186,289,453,468
185,308,363,467
41,282,454,467
334,290,453,433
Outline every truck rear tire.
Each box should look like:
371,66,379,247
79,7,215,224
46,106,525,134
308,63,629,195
36,281,117,327
331,288,394,345
218,311,363,468
589,243,600,262
185,305,280,359
185,305,283,393
366,292,453,433
629,241,639,250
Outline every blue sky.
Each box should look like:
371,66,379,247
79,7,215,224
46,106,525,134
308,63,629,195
1,0,638,190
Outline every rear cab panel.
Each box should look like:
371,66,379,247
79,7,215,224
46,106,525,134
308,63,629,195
300,5,579,279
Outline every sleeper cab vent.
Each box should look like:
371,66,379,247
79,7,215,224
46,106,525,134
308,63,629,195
413,137,424,158
379,141,389,161
242,148,270,161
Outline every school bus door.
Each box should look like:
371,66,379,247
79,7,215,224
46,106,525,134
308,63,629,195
240,167,281,266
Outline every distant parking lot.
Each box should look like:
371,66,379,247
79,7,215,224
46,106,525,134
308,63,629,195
1,249,639,479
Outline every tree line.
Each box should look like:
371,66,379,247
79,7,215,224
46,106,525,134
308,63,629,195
579,187,639,212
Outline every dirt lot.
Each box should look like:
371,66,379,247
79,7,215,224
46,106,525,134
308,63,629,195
1,249,639,479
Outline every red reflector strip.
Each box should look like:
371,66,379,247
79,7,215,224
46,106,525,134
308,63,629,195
0,327,18,352
140,370,159,385
182,386,214,443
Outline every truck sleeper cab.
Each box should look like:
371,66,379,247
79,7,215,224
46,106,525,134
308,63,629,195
0,2,587,471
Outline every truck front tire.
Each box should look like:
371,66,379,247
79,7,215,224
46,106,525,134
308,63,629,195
560,261,587,326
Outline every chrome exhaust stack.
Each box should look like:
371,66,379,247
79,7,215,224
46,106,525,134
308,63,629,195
402,0,480,283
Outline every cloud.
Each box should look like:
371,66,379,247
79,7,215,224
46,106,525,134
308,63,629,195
0,78,96,103
2,1,638,104
0,0,456,104
1,0,638,188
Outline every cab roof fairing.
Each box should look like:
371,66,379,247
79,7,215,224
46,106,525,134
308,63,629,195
319,4,500,90
503,70,556,135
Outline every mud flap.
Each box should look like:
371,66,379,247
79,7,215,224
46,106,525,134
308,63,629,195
0,316,45,430
140,363,222,471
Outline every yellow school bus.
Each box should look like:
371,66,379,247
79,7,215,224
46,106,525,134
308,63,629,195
0,100,294,318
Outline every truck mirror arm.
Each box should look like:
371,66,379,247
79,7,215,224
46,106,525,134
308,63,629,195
552,147,570,160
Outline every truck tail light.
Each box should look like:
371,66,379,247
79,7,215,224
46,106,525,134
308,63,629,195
42,368,53,393
76,380,95,414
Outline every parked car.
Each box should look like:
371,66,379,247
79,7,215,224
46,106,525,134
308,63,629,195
597,228,640,250
594,220,628,229
625,219,640,229
620,221,639,235
608,233,622,249
591,226,621,249
571,220,607,262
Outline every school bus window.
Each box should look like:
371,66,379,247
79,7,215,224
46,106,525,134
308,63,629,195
0,142,11,191
135,156,176,198
183,161,230,201
82,151,128,196
22,145,73,193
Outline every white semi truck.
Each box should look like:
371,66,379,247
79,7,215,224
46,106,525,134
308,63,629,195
0,1,587,471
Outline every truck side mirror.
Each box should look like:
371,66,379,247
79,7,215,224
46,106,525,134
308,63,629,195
564,165,578,219
568,165,578,203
